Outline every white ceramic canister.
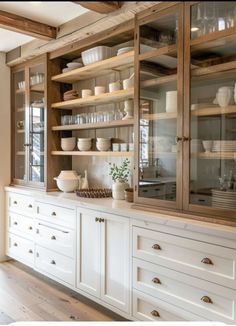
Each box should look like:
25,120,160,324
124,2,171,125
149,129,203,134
94,86,106,96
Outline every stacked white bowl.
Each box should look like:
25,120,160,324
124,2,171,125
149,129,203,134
77,138,92,151
96,138,111,151
61,137,76,151
54,170,80,193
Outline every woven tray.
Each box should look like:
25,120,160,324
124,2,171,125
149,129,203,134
76,188,112,198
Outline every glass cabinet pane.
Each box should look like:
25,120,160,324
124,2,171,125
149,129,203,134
14,70,26,181
137,9,180,205
191,2,236,40
29,63,45,184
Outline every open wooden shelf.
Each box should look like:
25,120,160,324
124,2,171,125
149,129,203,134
142,112,177,121
141,74,177,88
52,119,134,131
30,83,44,93
51,88,134,110
52,51,134,83
196,152,236,160
192,60,236,78
51,151,133,157
192,105,236,117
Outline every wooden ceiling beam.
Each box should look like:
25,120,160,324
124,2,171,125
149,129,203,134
75,2,122,14
0,10,56,40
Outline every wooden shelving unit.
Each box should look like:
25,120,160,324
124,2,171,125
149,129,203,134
30,83,44,93
51,151,133,157
52,51,134,83
197,152,236,160
51,88,134,109
192,105,236,117
52,119,134,131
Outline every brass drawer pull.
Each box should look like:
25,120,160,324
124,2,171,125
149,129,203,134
51,212,56,216
13,243,18,247
151,310,160,317
13,201,17,205
99,218,105,223
152,277,161,284
201,296,213,304
51,235,56,240
51,260,56,265
28,226,33,230
152,244,161,250
201,257,213,265
13,222,18,226
28,204,33,208
95,217,99,222
28,249,33,254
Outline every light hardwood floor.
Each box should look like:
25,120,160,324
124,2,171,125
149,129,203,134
0,261,126,323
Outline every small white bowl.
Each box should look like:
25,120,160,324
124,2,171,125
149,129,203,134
96,141,110,151
78,138,92,142
54,178,79,193
61,137,76,151
77,140,92,151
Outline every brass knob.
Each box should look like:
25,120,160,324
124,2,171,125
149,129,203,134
152,277,161,284
13,221,18,225
28,204,33,208
100,218,105,223
152,244,161,250
201,257,213,265
28,226,33,230
28,249,33,254
201,296,213,304
51,260,56,265
13,201,17,205
95,217,99,222
51,212,56,216
13,243,18,247
151,310,160,317
51,235,56,240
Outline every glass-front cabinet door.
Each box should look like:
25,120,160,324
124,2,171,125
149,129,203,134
12,59,46,188
135,4,184,209
185,2,236,219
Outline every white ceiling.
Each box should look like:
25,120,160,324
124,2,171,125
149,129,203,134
0,2,89,52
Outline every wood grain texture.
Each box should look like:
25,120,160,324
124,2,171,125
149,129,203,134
0,261,125,323
0,10,56,40
76,2,121,14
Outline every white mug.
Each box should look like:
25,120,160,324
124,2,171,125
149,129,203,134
94,86,105,96
123,78,134,90
109,81,121,93
81,89,92,98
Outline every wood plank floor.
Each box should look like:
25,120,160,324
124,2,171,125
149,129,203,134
0,261,126,323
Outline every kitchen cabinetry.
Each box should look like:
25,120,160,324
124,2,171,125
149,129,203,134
134,1,236,225
77,208,130,314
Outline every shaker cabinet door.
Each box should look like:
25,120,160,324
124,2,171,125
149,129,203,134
76,208,101,298
100,213,130,314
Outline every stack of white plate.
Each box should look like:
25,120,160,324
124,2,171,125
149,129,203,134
212,140,236,152
117,47,134,56
62,62,83,73
191,139,204,153
212,189,236,209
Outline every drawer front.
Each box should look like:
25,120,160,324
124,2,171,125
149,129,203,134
7,233,34,267
8,212,34,239
35,221,75,258
133,226,236,289
133,258,236,323
36,201,75,229
35,245,75,286
7,192,34,217
133,290,208,321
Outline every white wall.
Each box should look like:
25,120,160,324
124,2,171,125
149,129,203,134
0,53,10,261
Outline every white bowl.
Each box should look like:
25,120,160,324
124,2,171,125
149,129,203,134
77,140,92,151
97,138,111,142
67,62,83,69
78,138,92,142
202,140,213,152
61,137,76,151
58,170,78,180
54,177,79,193
96,141,110,151
81,46,113,66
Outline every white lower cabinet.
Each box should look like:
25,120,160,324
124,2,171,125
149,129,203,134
7,233,34,267
77,208,130,314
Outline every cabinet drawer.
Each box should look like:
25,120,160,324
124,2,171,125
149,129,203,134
35,245,75,286
133,290,208,321
133,258,236,323
8,212,34,239
7,192,34,217
133,226,236,289
36,201,75,229
7,233,34,267
35,220,75,258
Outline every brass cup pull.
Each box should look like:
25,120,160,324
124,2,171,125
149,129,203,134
13,222,18,225
51,235,56,240
201,257,213,265
151,310,160,318
95,217,99,222
201,296,213,304
51,212,56,216
13,201,17,205
152,277,161,284
100,218,105,223
51,260,56,265
152,244,161,250
13,243,18,247
28,204,33,208
28,226,33,230
28,249,33,254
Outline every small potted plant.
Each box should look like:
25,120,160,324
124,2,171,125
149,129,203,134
109,158,130,200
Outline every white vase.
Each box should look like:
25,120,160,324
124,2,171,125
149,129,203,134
122,100,134,120
112,181,129,200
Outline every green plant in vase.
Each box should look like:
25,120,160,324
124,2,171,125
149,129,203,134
109,158,130,200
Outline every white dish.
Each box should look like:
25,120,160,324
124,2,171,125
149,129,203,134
81,46,113,66
62,68,70,73
78,138,92,142
117,47,134,55
57,170,78,180
54,177,79,193
67,62,83,69
96,141,110,151
61,137,76,151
